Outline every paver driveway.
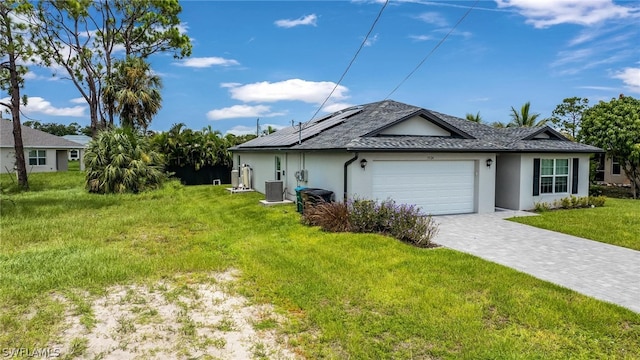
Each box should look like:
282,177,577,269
434,210,640,313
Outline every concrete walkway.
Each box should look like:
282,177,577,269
434,210,640,313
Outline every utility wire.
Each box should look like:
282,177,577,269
305,0,389,126
385,0,479,99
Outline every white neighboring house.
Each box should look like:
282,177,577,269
231,100,603,214
62,134,92,163
0,120,85,173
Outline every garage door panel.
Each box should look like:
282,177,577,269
372,160,475,215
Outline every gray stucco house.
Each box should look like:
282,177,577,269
0,120,84,173
231,100,602,214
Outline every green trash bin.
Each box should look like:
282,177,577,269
295,186,307,213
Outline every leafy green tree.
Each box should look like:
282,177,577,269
85,127,165,194
103,56,162,132
31,0,191,135
491,121,507,128
152,123,232,171
465,112,482,123
580,95,640,198
549,97,589,140
0,0,35,190
23,120,84,136
508,101,547,127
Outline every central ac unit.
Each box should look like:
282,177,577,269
265,181,284,202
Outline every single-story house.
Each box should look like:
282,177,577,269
231,100,603,214
62,134,92,163
0,119,85,173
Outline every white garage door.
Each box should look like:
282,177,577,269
372,160,475,215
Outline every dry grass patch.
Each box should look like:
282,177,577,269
50,270,297,359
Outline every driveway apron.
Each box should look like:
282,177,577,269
434,210,640,313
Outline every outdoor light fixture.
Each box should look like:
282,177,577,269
360,159,368,169
486,158,493,167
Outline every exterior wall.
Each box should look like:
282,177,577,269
495,154,522,210
233,150,497,213
233,151,352,201
0,148,61,173
347,152,496,213
602,157,631,185
518,153,591,210
379,115,451,136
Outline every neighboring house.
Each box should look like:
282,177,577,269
593,153,631,186
0,120,84,173
62,134,92,163
231,100,602,214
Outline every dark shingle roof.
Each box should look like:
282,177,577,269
0,120,84,148
232,100,602,153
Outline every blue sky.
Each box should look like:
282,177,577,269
7,0,640,135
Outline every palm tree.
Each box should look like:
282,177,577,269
491,121,508,128
85,128,165,194
103,56,162,132
508,101,547,127
465,112,482,123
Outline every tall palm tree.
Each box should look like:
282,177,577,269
508,101,547,127
103,56,162,132
465,112,482,123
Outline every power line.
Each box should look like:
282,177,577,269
306,0,389,125
385,0,479,100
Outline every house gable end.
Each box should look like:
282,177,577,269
522,126,568,141
364,110,475,139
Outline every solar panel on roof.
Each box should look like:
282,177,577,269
238,107,363,147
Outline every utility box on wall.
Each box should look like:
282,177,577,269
265,181,284,202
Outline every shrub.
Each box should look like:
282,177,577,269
534,195,606,212
534,202,551,212
589,196,607,207
85,128,166,194
302,201,350,233
301,198,439,247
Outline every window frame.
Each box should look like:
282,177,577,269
612,157,621,175
28,149,47,166
539,158,569,194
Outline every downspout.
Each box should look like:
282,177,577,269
343,152,359,202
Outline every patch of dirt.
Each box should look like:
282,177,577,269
51,269,299,359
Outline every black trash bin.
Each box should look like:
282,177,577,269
299,188,334,214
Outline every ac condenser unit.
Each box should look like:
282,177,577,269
265,181,284,202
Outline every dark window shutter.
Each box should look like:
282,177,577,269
533,158,540,196
572,158,579,194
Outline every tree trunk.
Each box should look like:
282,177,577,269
3,12,28,190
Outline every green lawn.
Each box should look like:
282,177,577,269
509,198,640,251
1,172,639,359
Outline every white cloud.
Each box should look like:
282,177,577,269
206,104,285,121
22,71,38,80
69,97,86,104
225,123,287,136
577,85,619,91
416,12,448,27
551,48,594,67
321,102,355,114
494,0,639,28
175,57,240,68
222,79,349,104
613,67,640,93
275,14,318,28
364,33,379,47
409,34,434,42
0,97,86,117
